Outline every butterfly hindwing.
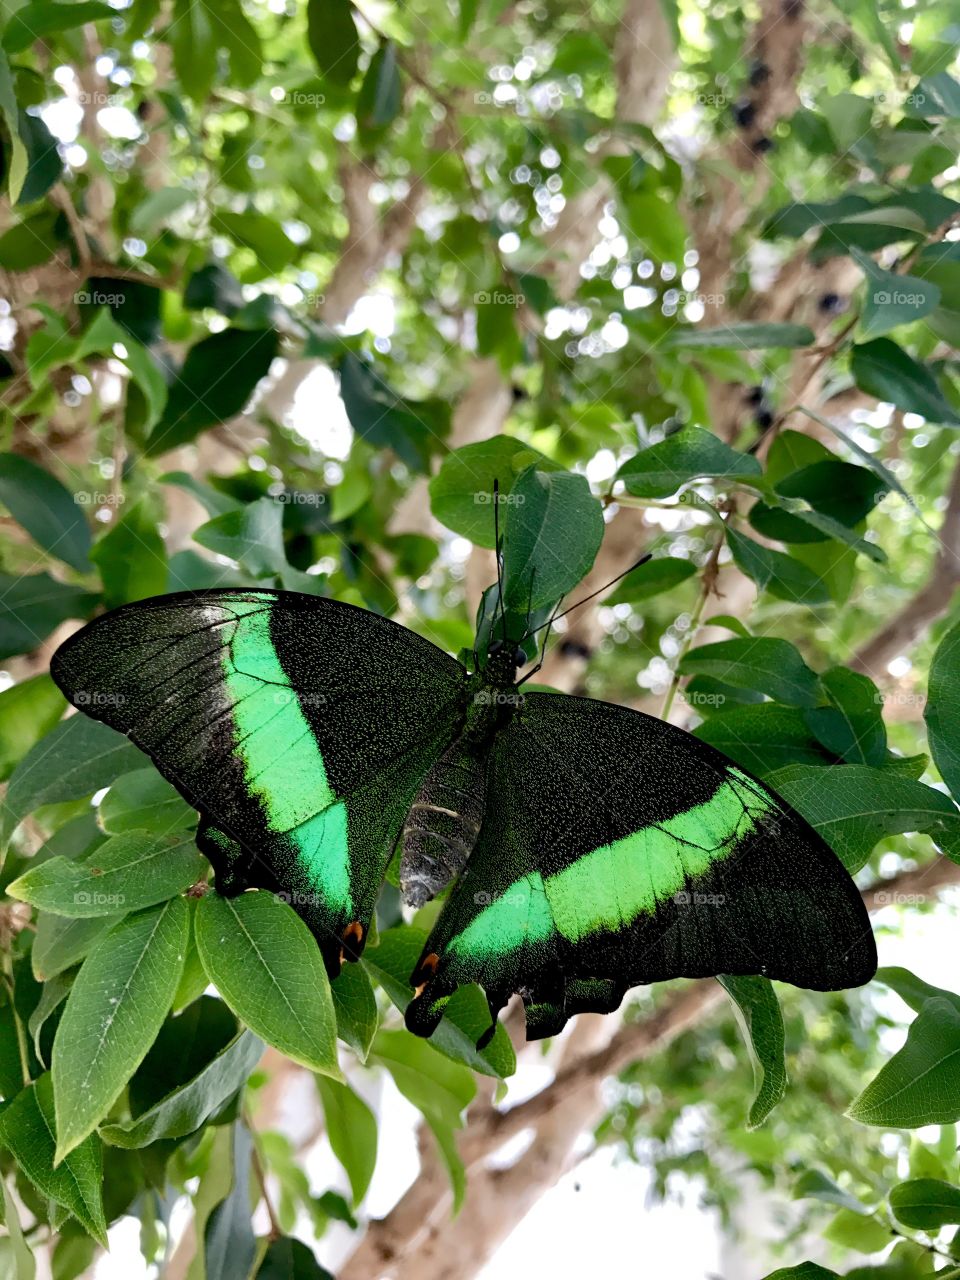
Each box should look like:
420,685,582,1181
407,690,877,1041
51,589,467,974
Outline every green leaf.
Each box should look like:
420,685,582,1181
501,465,604,611
694,704,834,777
8,830,205,917
204,1123,256,1280
2,2,114,53
662,323,815,350
32,915,113,982
793,1168,874,1215
307,0,359,86
925,619,960,804
822,1206,892,1253
0,48,27,200
195,892,341,1077
372,1027,475,1208
28,971,72,1065
0,1176,36,1280
0,675,66,783
890,1178,960,1228
767,762,960,872
356,40,402,141
429,435,557,546
679,638,821,707
0,1075,107,1244
362,926,515,1079
256,1237,333,1280
849,998,960,1127
0,572,97,661
330,963,378,1062
315,1077,377,1206
186,1125,235,1280
90,500,168,608
618,426,761,498
1,716,144,848
605,556,696,604
101,1027,263,1148
146,328,279,455
875,966,960,1015
338,353,447,475
213,211,298,275
726,527,832,605
193,497,287,578
851,338,960,425
51,898,189,1160
717,975,787,1128
170,0,218,99
0,454,92,571
853,248,940,337
804,667,887,766
98,768,197,835
760,1266,838,1280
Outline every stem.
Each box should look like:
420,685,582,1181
659,522,727,722
1,938,31,1087
247,1121,283,1241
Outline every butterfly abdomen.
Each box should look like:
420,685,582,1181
400,739,489,909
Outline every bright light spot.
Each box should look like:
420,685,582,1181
343,292,395,339
288,364,354,458
0,672,13,693
450,536,472,562
623,285,656,310
498,231,521,253
41,98,83,142
903,412,925,429
97,106,142,140
586,449,617,484
64,143,87,167
600,318,629,350
887,655,912,678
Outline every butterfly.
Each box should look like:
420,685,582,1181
50,587,877,1047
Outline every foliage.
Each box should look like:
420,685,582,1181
0,0,958,1274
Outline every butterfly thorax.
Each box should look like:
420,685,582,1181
399,666,523,909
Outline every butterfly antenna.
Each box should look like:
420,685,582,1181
492,478,507,643
517,591,564,686
473,589,487,673
520,552,653,643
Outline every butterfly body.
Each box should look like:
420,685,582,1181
50,588,877,1045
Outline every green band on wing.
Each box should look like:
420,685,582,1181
222,602,351,913
449,871,554,959
545,775,774,942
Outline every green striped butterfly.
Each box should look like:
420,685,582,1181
50,589,876,1045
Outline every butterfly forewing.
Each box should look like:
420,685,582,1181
51,589,467,975
407,690,877,1042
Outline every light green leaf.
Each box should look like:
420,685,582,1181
193,496,287,577
925,619,960,804
501,465,604,610
330,963,378,1062
99,768,196,835
848,998,960,1127
679,638,821,707
0,454,92,572
91,499,168,608
51,898,189,1160
890,1178,960,1229
195,892,340,1077
605,556,697,604
8,829,205,917
876,966,960,1015
0,1177,36,1279
429,435,557,547
315,1077,377,1206
662,322,815,350
852,248,940,337
0,675,66,783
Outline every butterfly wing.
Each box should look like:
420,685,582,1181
51,589,467,975
406,690,877,1041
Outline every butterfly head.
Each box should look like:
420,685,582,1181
484,637,527,685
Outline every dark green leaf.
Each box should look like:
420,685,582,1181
356,40,402,141
803,667,887,765
307,0,359,86
213,211,298,275
91,500,168,608
853,248,940,337
925,619,960,803
0,572,97,661
330,962,378,1062
98,768,196,834
501,465,604,611
1,716,144,847
875,966,960,1015
0,454,92,571
2,2,114,53
760,1264,838,1279
717,975,787,1128
890,1178,960,1229
727,527,832,606
51,898,189,1159
605,556,696,604
256,1237,333,1280
851,338,960,425
17,110,62,205
204,1123,257,1280
339,353,447,474
662,323,815,350
32,915,113,982
193,496,287,578
680,638,821,707
0,1075,107,1244
693,704,835,777
618,426,761,498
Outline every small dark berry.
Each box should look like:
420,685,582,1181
748,61,771,88
818,292,844,314
783,0,803,17
752,135,774,154
755,406,775,429
745,385,765,406
732,99,756,129
559,638,592,661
